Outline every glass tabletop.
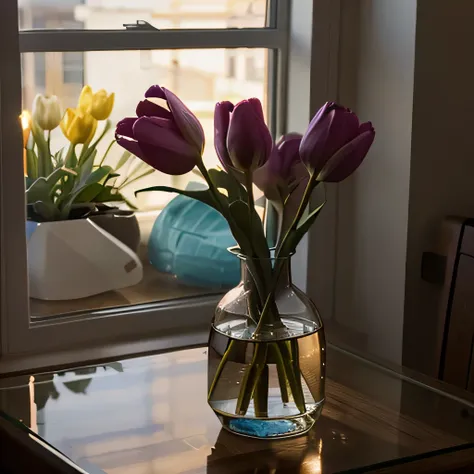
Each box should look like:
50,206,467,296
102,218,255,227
1,344,474,474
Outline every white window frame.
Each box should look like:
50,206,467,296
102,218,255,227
0,0,341,368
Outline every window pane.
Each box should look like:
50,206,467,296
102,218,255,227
18,0,269,31
22,48,269,319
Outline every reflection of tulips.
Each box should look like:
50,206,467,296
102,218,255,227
32,94,62,131
115,85,205,175
300,102,375,182
78,85,114,121
60,108,97,145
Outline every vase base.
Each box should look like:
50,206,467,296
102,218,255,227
214,401,324,439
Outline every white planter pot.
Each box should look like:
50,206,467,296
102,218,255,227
26,218,143,301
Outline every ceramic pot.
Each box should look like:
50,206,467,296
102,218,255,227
26,218,143,301
89,210,141,253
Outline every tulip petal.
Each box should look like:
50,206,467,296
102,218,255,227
132,116,198,159
139,143,196,175
146,116,179,132
163,87,205,154
214,101,234,170
317,128,375,182
227,100,272,171
323,108,360,158
116,136,144,160
116,135,195,175
299,108,336,172
116,117,137,138
136,99,172,119
145,85,166,99
359,121,373,134
276,134,302,179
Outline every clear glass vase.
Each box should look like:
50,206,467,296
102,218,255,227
208,252,326,439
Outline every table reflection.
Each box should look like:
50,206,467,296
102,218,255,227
1,347,474,474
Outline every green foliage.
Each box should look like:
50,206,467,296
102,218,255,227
25,139,151,221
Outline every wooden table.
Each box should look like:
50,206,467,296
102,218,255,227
2,344,474,473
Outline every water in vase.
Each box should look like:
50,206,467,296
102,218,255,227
208,318,326,439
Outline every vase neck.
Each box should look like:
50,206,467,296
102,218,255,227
240,257,292,294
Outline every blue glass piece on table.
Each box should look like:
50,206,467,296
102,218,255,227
228,418,299,438
148,193,240,288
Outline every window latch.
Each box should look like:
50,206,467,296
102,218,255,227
123,20,159,31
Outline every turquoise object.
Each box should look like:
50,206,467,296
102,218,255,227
228,419,299,438
148,194,240,288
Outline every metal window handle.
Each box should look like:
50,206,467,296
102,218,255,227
123,20,159,31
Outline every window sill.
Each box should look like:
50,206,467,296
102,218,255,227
0,327,208,377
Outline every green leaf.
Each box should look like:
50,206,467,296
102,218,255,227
26,149,38,180
85,165,113,186
64,145,78,169
228,200,269,259
93,185,126,203
208,168,247,203
74,183,103,203
136,185,220,212
31,120,52,176
76,150,97,188
119,168,154,190
32,200,61,221
53,148,65,168
104,173,120,186
26,168,77,204
115,150,132,171
279,201,326,257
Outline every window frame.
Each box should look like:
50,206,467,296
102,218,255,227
0,0,341,366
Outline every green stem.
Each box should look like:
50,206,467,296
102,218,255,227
99,139,115,166
208,340,236,401
47,130,51,163
235,343,268,415
253,364,269,417
276,173,317,258
271,343,290,403
245,171,255,253
64,143,76,168
278,340,306,413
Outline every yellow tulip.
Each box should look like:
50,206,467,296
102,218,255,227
78,85,115,121
60,108,97,145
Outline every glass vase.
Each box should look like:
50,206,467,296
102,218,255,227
208,252,326,439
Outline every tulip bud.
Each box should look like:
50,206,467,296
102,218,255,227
60,108,97,145
78,85,115,121
32,94,62,131
115,85,204,175
300,102,375,182
225,98,272,173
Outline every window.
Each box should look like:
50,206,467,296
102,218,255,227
1,0,335,362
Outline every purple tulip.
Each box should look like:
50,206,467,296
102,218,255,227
214,101,234,172
115,85,205,175
214,98,272,173
254,133,307,203
299,102,375,182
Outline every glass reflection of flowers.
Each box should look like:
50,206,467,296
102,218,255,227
21,86,153,222
116,85,375,416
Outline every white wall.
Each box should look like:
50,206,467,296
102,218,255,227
403,0,474,375
335,0,417,363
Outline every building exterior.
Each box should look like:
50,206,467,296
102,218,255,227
19,0,267,207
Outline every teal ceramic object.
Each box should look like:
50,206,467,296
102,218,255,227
148,194,240,288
